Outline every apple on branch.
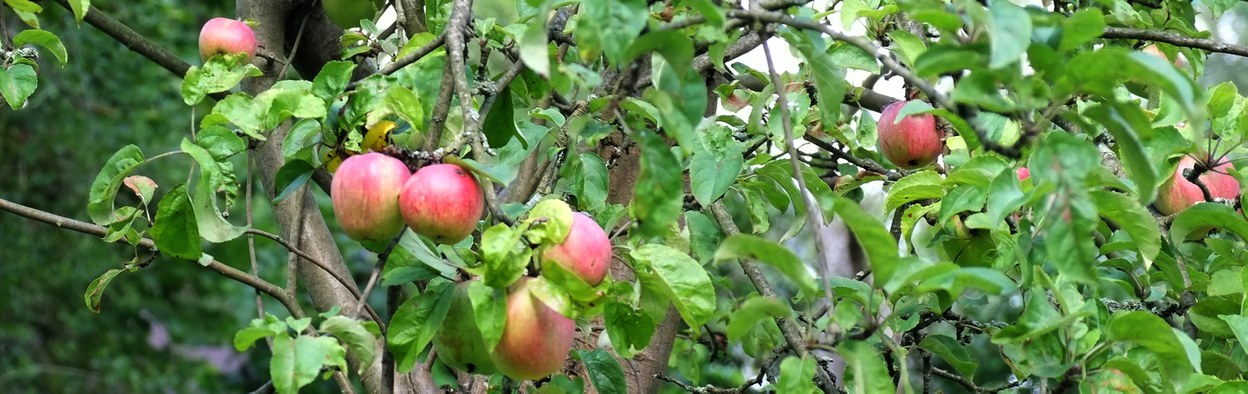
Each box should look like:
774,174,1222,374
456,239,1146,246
490,277,576,381
399,163,485,244
541,212,612,286
330,153,411,241
1155,155,1240,216
198,18,256,62
877,100,943,170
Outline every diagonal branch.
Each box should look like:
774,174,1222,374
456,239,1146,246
53,0,191,77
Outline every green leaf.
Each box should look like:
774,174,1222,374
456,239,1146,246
388,281,454,373
519,16,550,77
181,139,249,243
975,168,1026,229
1091,190,1160,269
65,0,88,22
482,86,520,148
1220,315,1248,356
725,296,790,344
271,335,347,394
150,184,202,261
1171,204,1248,243
1085,103,1158,204
87,145,145,224
632,244,715,327
311,60,356,100
575,153,609,211
478,224,530,288
822,194,900,287
714,234,819,298
273,159,314,202
320,316,377,374
919,335,977,378
1107,311,1198,388
3,0,41,14
689,147,742,207
603,301,656,358
1059,9,1104,52
576,349,627,394
777,356,819,394
467,281,507,351
986,0,1032,69
13,29,67,65
84,268,125,313
579,0,646,63
0,64,38,109
627,31,694,77
828,43,879,73
885,170,944,214
839,341,895,394
781,27,847,123
181,55,263,105
631,131,684,238
686,211,723,263
122,176,157,206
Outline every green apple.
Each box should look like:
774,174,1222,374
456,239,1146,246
323,0,385,29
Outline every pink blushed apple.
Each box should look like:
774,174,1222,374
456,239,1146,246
490,277,576,381
1016,167,1030,181
542,212,612,286
399,164,485,244
198,18,257,62
1155,155,1240,216
877,100,942,169
330,153,411,241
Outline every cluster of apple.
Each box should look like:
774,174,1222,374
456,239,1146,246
331,153,613,380
877,100,1241,217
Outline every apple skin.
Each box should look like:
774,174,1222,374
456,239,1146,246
1155,156,1240,215
1016,167,1030,181
491,277,576,381
322,0,385,29
330,153,411,241
198,18,257,62
432,281,498,375
877,100,942,169
399,164,485,244
542,212,612,286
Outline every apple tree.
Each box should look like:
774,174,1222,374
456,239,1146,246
6,0,1248,392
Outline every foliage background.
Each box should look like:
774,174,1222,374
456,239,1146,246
6,0,1248,393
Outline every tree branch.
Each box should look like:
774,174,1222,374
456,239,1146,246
246,228,385,329
710,202,838,392
1102,26,1248,57
0,197,302,317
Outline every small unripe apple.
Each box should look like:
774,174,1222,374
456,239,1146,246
542,212,612,286
1155,155,1240,215
877,100,942,169
399,164,485,244
323,0,385,29
432,281,498,375
199,18,256,62
1016,167,1030,181
491,277,576,381
331,153,411,241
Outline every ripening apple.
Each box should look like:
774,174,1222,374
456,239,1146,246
323,0,385,29
330,153,411,241
1016,167,1030,181
399,164,485,244
1155,155,1241,215
199,18,257,62
542,212,612,286
877,100,942,169
491,277,576,381
432,281,498,375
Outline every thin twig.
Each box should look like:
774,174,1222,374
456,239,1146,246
1102,26,1248,57
351,231,406,318
0,197,302,317
246,228,386,329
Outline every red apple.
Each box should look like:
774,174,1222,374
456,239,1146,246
399,164,485,244
1016,167,1030,181
542,212,612,286
432,281,498,375
199,18,257,62
331,153,411,241
877,100,942,169
491,277,576,381
1155,155,1240,215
